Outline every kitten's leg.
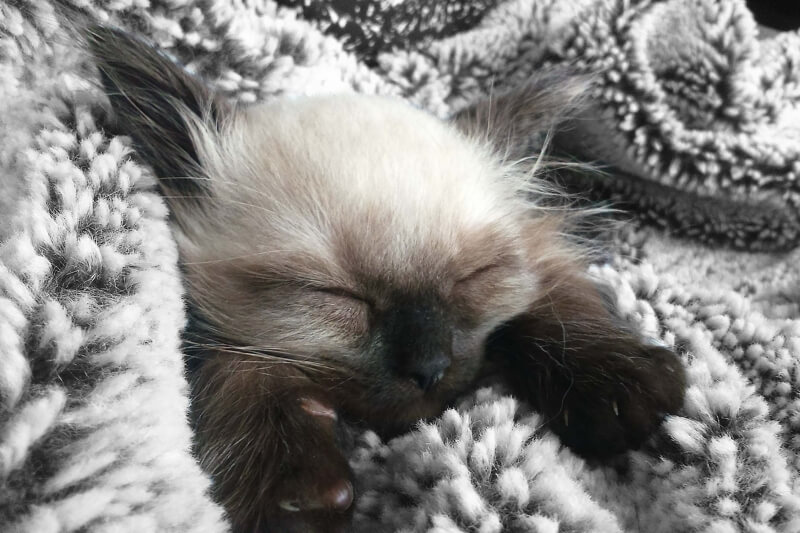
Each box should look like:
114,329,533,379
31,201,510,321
191,354,354,533
487,256,686,458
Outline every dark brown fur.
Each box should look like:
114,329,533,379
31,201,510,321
87,26,686,533
488,219,685,456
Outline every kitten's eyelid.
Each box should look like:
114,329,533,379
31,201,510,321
456,263,502,284
314,286,372,306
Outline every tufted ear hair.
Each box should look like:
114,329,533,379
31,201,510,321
86,25,231,198
452,69,591,163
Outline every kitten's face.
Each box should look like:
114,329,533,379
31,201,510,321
87,27,582,420
181,96,542,406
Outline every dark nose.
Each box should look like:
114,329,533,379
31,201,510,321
407,354,451,391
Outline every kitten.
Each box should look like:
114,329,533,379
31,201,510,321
87,26,686,533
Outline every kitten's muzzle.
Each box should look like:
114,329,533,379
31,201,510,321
406,354,450,391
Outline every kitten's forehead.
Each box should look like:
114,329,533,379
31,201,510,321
185,94,526,290
227,95,518,258
253,97,506,198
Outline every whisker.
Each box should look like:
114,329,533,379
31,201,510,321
165,174,276,204
184,338,340,372
160,195,278,216
181,249,296,265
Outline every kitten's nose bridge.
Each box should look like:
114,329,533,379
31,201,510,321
382,301,453,391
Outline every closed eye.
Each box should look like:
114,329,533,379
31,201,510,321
314,286,373,306
456,263,501,284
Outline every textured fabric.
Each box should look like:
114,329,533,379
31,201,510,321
1,0,799,532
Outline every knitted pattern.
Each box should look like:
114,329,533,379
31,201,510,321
1,0,799,531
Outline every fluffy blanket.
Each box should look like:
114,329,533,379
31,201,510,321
2,0,800,531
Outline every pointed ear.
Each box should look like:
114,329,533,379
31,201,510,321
452,69,591,162
86,26,230,197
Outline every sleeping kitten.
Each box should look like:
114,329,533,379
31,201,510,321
86,27,686,533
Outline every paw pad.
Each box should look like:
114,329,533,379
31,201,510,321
300,397,337,420
279,479,354,513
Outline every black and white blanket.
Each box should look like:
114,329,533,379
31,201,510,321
1,0,799,531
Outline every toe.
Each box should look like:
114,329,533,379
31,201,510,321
289,478,353,513
322,479,354,512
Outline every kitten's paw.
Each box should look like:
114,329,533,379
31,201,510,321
221,394,355,533
268,478,354,533
546,343,686,458
258,396,355,533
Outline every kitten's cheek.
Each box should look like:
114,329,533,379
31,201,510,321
322,303,370,339
452,331,487,361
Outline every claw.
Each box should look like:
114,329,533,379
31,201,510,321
612,401,619,417
644,337,669,348
279,501,301,512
